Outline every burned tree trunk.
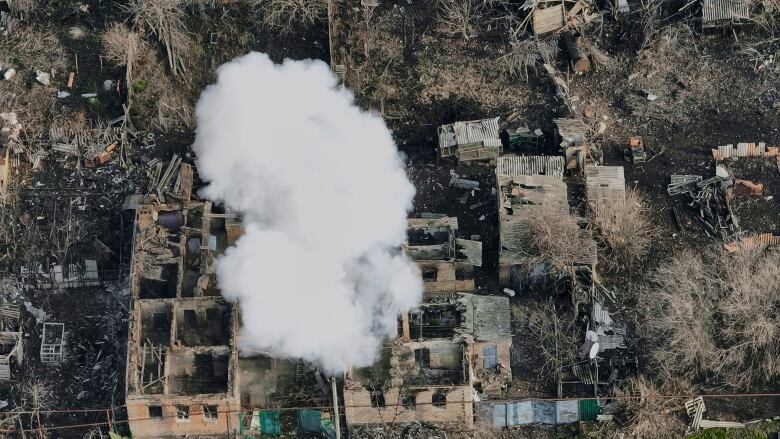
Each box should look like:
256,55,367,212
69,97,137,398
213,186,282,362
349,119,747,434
563,31,590,74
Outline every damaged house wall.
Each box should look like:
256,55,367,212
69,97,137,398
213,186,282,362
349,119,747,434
405,217,482,295
344,294,512,428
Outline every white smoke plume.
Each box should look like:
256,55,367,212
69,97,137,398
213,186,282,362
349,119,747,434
192,53,422,373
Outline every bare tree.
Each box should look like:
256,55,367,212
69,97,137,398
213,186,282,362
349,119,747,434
513,300,578,384
527,205,593,272
590,188,653,266
436,0,486,40
643,248,780,388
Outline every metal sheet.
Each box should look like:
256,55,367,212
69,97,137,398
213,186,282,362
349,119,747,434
496,155,565,179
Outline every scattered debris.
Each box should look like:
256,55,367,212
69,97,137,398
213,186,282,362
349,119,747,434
668,174,739,239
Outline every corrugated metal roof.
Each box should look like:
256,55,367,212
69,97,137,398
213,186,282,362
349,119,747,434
496,155,565,179
479,399,580,427
439,117,501,150
702,0,752,23
585,165,625,203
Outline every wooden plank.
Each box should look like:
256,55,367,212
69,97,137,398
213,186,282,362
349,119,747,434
533,4,565,34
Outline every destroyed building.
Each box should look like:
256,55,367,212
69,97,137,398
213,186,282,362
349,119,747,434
438,118,502,163
496,170,596,292
344,293,512,428
405,217,482,296
126,194,240,437
125,173,326,437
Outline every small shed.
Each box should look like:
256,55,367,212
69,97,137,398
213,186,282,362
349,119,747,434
457,294,512,342
438,118,502,163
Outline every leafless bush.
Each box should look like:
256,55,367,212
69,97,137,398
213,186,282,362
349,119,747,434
615,375,690,439
123,0,192,76
527,205,593,271
590,188,653,266
252,0,328,32
101,23,143,85
21,379,54,410
638,0,664,49
643,248,780,388
499,36,559,79
436,0,486,40
513,301,578,384
7,0,39,13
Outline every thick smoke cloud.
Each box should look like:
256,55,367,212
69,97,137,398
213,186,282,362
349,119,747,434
192,53,421,373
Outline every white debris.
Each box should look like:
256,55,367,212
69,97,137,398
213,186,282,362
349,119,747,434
534,128,543,136
646,93,658,101
3,68,15,80
715,165,729,178
56,91,71,98
102,79,114,91
503,288,515,297
68,26,85,39
24,301,48,323
35,70,51,86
